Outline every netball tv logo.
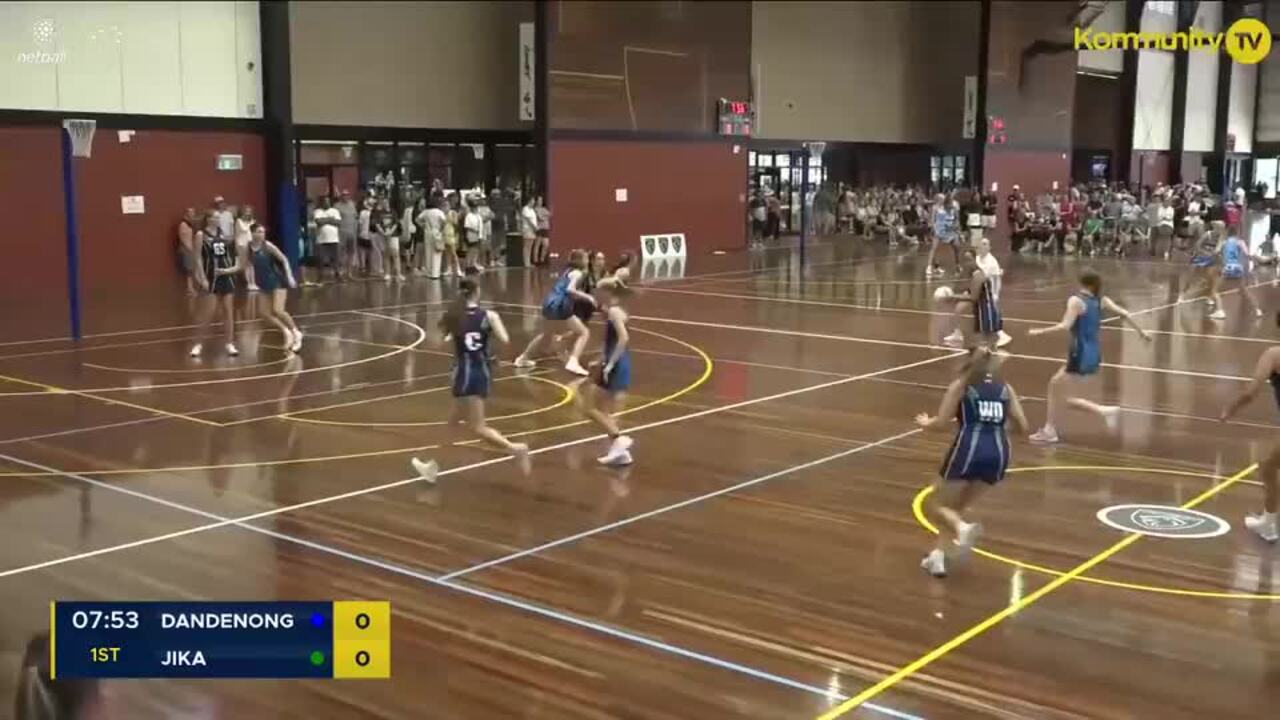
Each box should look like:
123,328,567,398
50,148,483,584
17,18,66,65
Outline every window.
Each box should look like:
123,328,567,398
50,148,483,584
776,153,790,168
1255,158,1279,199
758,153,774,167
748,151,757,165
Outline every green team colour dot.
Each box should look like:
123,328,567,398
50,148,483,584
309,650,326,666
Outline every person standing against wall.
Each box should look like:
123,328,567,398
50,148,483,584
417,197,446,280
520,195,539,267
534,195,552,266
235,205,257,291
313,195,342,283
335,190,358,280
177,208,198,296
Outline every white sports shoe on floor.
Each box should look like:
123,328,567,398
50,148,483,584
597,449,633,467
1029,427,1060,444
1100,406,1120,433
226,343,239,357
565,359,589,376
920,550,947,578
956,522,983,552
291,331,304,353
942,329,965,348
410,457,439,483
1245,513,1279,543
513,355,536,369
189,344,203,358
996,330,1013,347
1208,309,1226,320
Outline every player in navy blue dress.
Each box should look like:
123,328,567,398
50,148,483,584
1027,270,1150,444
580,277,634,466
412,277,531,482
915,347,1028,577
247,223,303,354
514,249,595,376
943,248,1002,350
1221,325,1280,543
190,212,245,358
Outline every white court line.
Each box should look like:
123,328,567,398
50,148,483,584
0,353,957,579
618,314,1252,383
0,453,918,720
440,428,921,581
0,298,455,351
642,280,1276,344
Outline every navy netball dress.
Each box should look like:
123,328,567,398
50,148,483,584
940,376,1011,484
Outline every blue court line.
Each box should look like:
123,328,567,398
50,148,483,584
0,452,924,720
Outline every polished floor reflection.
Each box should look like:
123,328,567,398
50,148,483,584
0,239,1277,719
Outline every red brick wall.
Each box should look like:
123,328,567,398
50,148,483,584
0,126,265,342
548,138,748,257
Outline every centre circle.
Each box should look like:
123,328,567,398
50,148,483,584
911,465,1279,600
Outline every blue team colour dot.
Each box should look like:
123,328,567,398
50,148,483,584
310,612,325,628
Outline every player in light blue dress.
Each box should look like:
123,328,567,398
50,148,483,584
915,347,1028,577
1210,227,1262,320
1027,270,1151,444
513,249,596,376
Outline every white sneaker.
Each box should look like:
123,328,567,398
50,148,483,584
1256,308,1265,318
1245,513,1279,542
956,522,983,552
597,449,633,467
411,457,439,483
1209,309,1226,320
290,330,303,353
565,359,589,376
942,329,965,348
612,435,634,453
1030,427,1060,444
1100,406,1120,433
920,550,947,578
513,355,536,369
226,343,239,357
996,330,1013,348
512,443,532,475
475,263,485,272
189,344,203,358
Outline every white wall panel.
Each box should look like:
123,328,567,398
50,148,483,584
179,1,239,116
1078,0,1125,75
0,1,260,118
1183,2,1222,152
233,1,262,118
1228,59,1258,153
1133,50,1175,150
57,2,125,112
120,2,182,115
0,3,62,109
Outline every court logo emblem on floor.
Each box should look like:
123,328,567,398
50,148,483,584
1096,504,1230,538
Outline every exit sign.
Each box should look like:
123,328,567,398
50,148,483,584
216,154,243,171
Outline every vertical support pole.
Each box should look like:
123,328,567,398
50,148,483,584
60,128,82,342
800,147,811,267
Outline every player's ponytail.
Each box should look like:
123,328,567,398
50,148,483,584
441,277,479,339
963,346,995,384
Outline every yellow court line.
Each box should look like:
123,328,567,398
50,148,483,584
910,465,1277,600
0,312,426,397
0,373,220,428
282,374,575,427
0,325,714,477
817,462,1259,719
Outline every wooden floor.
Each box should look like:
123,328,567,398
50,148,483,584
1,239,1278,719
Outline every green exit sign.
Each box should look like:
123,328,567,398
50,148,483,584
216,154,243,171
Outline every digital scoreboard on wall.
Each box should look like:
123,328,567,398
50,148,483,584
717,99,753,136
50,601,390,679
